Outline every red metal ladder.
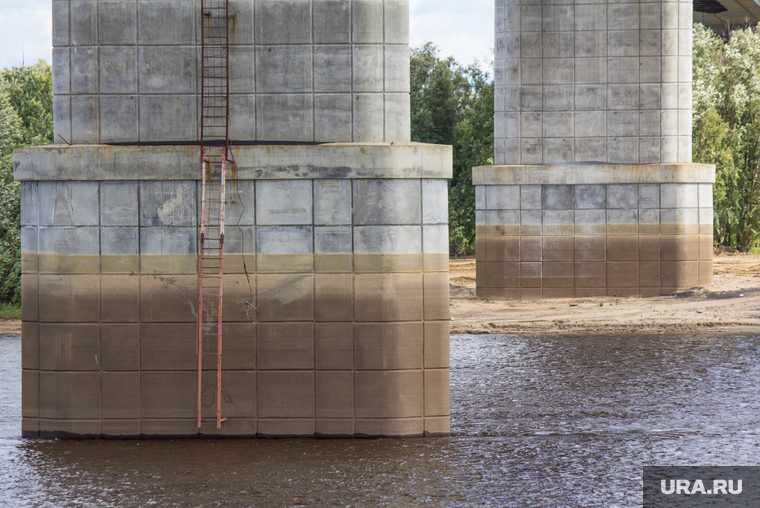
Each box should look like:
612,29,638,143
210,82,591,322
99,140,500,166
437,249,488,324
198,0,230,430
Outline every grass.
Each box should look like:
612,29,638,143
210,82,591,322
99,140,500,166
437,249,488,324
0,303,21,320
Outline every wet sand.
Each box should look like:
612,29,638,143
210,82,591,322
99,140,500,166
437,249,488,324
450,253,760,335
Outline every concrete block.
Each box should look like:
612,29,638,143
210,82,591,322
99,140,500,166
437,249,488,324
22,275,39,322
102,372,140,420
384,93,412,142
543,33,574,59
639,184,661,209
518,185,540,210
316,323,354,369
574,209,606,235
229,94,256,140
575,85,606,111
575,138,607,162
574,112,605,139
221,227,256,274
137,1,194,45
606,184,638,209
256,94,313,142
475,186,486,210
354,273,422,321
256,274,314,321
520,209,542,236
40,372,101,420
52,48,70,95
640,137,661,164
139,95,197,142
99,182,138,227
98,2,136,45
102,320,138,366
422,180,448,224
640,111,661,137
154,322,205,367
314,45,351,92
353,0,384,43
608,137,638,164
607,209,639,233
353,45,384,93
316,372,354,419
385,0,410,44
140,228,196,274
53,96,71,145
38,182,99,227
661,183,698,208
355,371,423,418
71,95,99,144
256,180,312,225
101,273,139,322
542,185,573,210
39,324,100,371
385,45,410,93
315,226,351,254
574,185,605,209
139,46,195,94
141,371,196,419
99,96,138,143
607,112,638,137
258,323,313,370
315,273,353,319
607,84,639,110
221,323,256,370
543,113,573,139
314,94,352,142
52,1,70,46
425,369,450,417
256,45,312,93
699,184,713,209
640,83,662,110
38,275,100,323
21,227,38,273
424,321,449,369
228,46,255,94
70,0,97,46
255,0,311,44
101,227,139,273
140,181,196,227
258,371,314,418
544,138,573,164
22,323,38,370
486,185,520,210
139,272,194,320
20,183,37,226
543,210,574,236
314,180,352,225
355,322,423,370
314,0,351,43
354,225,421,255
256,226,313,272
354,179,421,225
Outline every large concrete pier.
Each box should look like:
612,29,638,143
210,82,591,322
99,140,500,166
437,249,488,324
476,0,715,299
17,0,451,439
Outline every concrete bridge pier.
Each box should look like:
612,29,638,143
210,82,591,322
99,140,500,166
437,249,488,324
16,0,451,439
475,0,716,299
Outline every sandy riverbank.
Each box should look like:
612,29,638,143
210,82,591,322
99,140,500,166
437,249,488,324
450,253,760,334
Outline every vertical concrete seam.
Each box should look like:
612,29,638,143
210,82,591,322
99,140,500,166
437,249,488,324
351,178,357,434
312,179,317,432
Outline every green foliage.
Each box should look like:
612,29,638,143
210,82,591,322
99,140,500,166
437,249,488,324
0,61,53,305
0,302,21,320
693,25,760,251
410,44,493,255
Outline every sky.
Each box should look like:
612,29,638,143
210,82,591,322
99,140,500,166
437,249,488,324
0,0,494,71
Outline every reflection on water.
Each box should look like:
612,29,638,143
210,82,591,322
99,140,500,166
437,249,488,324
2,333,760,507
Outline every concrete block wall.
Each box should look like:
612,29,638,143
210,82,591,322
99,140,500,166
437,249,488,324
494,0,693,164
473,165,714,299
52,0,411,144
17,144,451,439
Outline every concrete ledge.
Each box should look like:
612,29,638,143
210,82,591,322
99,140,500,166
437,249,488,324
473,164,716,186
14,143,453,181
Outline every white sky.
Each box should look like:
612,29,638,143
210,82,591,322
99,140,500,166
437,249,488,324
0,0,494,71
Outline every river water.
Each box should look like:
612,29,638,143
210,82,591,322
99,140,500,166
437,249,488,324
1,332,759,507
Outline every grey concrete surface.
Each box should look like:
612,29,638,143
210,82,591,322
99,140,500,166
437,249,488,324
52,0,411,144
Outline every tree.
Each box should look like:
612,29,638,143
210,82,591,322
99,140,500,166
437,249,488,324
0,61,53,304
410,44,494,255
693,25,760,251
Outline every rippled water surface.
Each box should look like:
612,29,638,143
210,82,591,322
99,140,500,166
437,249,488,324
2,333,760,507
